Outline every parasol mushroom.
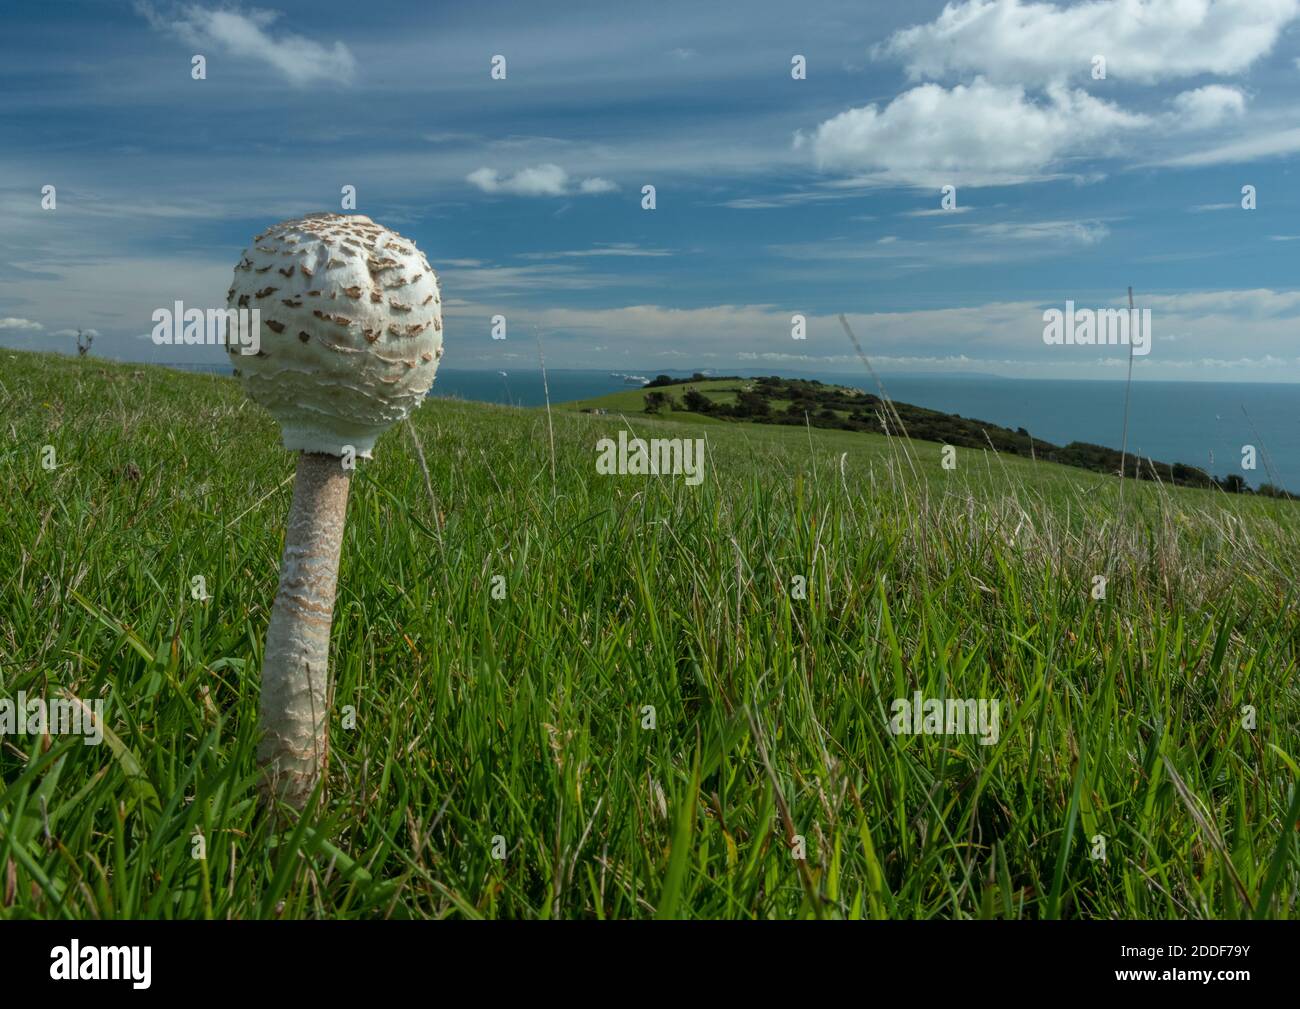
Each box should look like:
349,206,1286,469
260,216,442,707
228,212,444,808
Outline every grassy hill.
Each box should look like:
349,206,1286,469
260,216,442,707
1,349,1297,919
567,375,1282,495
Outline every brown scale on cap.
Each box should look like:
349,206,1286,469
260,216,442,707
298,331,311,343
282,297,303,308
279,265,295,277
342,286,363,299
255,287,278,299
266,320,286,334
362,328,381,343
255,265,273,273
300,264,314,279
312,310,353,328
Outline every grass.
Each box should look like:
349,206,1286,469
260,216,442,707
0,349,1297,919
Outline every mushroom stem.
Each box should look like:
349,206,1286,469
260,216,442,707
257,451,352,809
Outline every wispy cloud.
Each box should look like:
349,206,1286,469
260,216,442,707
136,2,357,86
517,243,675,260
901,206,973,217
1158,126,1300,167
947,219,1111,245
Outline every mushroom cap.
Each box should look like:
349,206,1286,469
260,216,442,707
228,213,444,457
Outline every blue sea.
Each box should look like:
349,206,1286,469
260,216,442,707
429,369,1300,493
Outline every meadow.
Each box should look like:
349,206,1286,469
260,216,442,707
0,349,1297,919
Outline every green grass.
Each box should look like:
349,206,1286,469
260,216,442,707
1,349,1297,919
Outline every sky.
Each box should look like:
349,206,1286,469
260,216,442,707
1,0,1299,380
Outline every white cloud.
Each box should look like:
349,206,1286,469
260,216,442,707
881,0,1299,86
802,79,1147,187
467,163,616,197
578,177,619,194
439,288,1300,380
0,318,42,330
137,2,357,86
1169,85,1247,129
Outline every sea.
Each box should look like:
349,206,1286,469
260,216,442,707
174,364,1300,493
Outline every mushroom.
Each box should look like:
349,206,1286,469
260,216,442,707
228,212,444,809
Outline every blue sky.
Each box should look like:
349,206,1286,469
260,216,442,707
2,0,1299,379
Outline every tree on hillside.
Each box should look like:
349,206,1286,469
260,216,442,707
734,389,770,417
682,388,713,413
644,391,673,414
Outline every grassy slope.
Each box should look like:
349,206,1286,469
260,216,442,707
1,349,1297,920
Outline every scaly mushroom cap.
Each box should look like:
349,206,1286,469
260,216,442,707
228,213,444,457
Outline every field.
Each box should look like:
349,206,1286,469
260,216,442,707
1,349,1297,919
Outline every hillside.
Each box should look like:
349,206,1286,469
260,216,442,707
566,374,1290,497
1,349,1298,920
